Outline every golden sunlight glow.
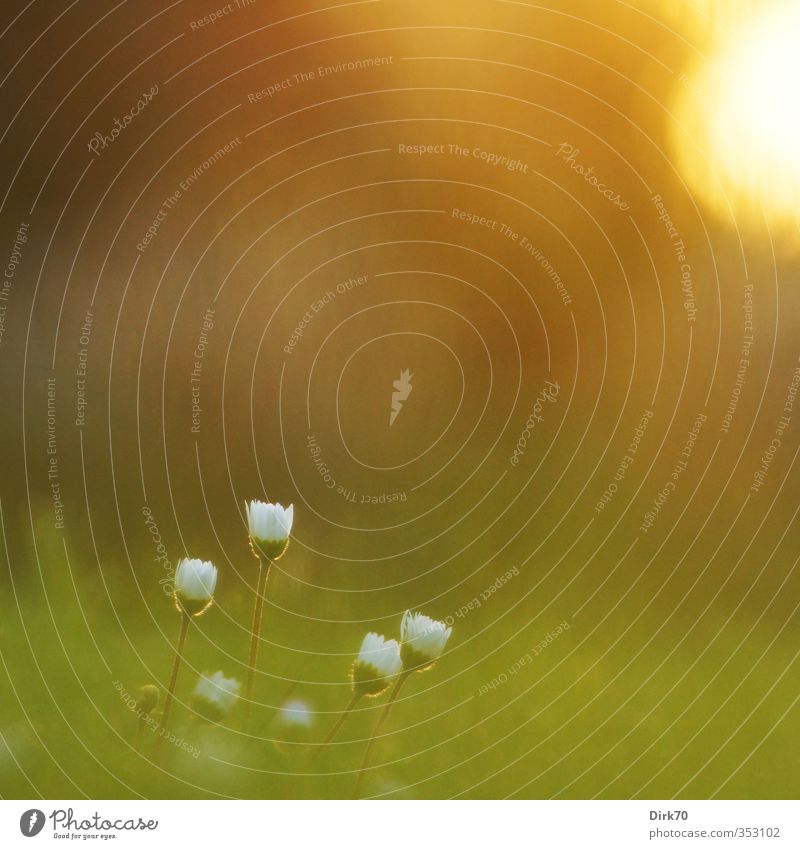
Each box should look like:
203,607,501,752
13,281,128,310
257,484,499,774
654,0,760,32
672,2,800,219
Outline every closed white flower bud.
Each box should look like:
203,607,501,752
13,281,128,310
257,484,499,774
246,500,293,560
351,632,403,696
277,698,313,729
174,558,217,616
400,611,452,671
272,698,314,752
192,671,241,722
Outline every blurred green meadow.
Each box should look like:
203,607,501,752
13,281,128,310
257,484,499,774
2,499,799,800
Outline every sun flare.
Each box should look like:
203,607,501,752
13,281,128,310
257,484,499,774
674,2,800,219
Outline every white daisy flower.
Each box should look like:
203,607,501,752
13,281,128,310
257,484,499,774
352,632,403,696
174,558,217,616
245,500,293,560
278,698,313,728
192,671,241,721
400,611,452,670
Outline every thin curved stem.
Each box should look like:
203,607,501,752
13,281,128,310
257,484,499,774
243,556,270,731
133,716,146,753
280,680,299,704
312,691,361,761
155,612,190,758
356,671,411,795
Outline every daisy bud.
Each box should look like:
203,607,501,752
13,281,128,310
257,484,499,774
135,684,159,715
400,611,452,671
277,698,313,729
192,671,241,722
173,558,218,616
272,698,315,752
351,632,403,697
245,500,293,560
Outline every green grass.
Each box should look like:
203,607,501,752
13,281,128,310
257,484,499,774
2,512,799,800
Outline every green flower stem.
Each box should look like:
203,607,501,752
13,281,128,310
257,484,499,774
155,612,190,758
356,670,411,795
281,679,299,702
312,691,362,761
133,715,146,753
243,556,270,731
